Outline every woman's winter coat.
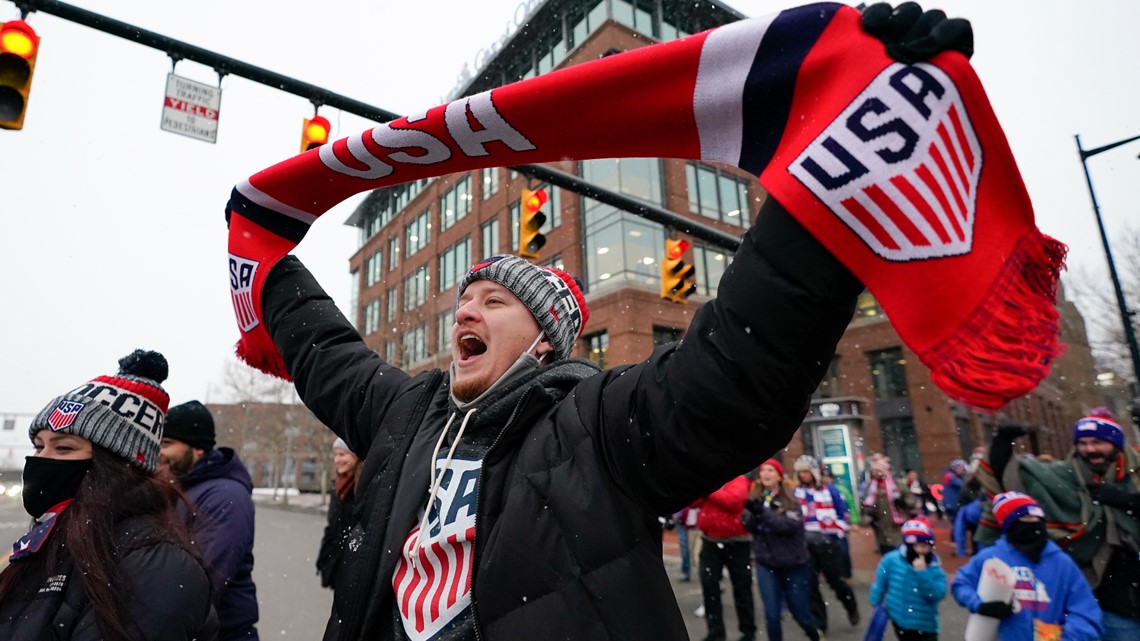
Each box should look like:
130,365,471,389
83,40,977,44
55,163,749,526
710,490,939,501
741,480,810,570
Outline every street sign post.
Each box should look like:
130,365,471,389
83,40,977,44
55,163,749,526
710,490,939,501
160,73,221,143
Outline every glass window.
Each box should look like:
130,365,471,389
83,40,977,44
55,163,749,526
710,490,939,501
438,237,472,293
685,162,752,227
384,340,397,366
349,269,360,329
363,298,381,336
387,286,398,323
405,210,430,257
868,347,908,399
583,331,608,369
692,245,731,296
365,249,383,287
440,176,473,230
540,254,564,271
388,235,400,270
481,168,499,200
404,265,429,311
584,215,664,291
653,326,682,346
438,311,453,353
481,217,500,257
881,417,921,477
402,324,428,365
510,202,520,254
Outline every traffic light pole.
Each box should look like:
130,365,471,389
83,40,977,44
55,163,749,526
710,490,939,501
12,0,744,254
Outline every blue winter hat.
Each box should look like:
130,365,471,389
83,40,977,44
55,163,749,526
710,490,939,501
1072,414,1124,450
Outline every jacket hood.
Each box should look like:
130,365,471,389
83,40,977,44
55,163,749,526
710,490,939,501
181,447,252,491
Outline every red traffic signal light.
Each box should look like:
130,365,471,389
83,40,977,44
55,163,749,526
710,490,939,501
0,20,40,130
660,238,696,303
518,187,548,259
300,115,331,152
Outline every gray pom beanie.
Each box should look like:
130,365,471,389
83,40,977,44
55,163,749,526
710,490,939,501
457,255,589,361
30,350,170,474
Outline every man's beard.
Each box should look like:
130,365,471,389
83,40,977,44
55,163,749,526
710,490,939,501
163,448,196,477
1080,452,1112,476
452,371,494,403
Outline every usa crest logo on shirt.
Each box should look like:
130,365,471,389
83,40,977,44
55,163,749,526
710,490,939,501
790,62,982,262
47,400,84,431
229,253,261,332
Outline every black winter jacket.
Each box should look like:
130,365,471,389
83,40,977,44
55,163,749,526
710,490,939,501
0,515,218,641
262,203,861,641
316,488,356,589
742,482,811,570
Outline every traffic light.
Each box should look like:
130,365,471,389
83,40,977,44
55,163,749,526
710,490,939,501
300,114,331,152
0,20,39,131
518,187,548,259
660,238,696,303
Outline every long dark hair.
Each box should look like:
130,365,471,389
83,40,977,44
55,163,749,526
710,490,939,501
0,446,198,641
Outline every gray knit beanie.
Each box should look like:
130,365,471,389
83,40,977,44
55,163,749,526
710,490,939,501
457,255,589,361
30,349,170,474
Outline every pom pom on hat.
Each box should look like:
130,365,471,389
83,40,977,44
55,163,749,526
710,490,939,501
992,491,1045,532
458,255,588,362
30,349,170,474
901,519,935,545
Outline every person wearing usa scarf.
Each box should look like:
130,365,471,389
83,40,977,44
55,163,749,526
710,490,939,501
219,3,1065,640
975,410,1140,640
861,453,918,554
0,350,218,641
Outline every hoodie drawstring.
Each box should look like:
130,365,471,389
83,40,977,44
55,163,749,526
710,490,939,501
413,407,476,562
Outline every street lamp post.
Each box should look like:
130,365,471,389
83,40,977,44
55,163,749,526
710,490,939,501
1075,133,1140,407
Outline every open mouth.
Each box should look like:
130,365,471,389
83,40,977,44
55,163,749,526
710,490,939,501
457,334,487,362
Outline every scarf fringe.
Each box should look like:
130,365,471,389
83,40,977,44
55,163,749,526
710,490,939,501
925,228,1068,412
235,341,292,382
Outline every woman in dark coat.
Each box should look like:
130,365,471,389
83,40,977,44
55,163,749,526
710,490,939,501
0,350,217,641
742,459,820,641
316,437,362,588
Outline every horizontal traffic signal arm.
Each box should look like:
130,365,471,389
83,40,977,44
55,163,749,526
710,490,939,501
13,0,744,254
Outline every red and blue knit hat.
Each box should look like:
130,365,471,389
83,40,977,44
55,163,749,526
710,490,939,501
1072,411,1124,450
901,519,935,545
992,491,1045,532
458,255,589,361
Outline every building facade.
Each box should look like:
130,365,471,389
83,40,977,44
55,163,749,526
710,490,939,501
342,0,1113,485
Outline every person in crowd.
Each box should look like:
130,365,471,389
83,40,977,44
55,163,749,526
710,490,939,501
870,519,947,641
742,459,819,641
976,411,1140,640
317,438,363,589
221,5,979,638
939,459,967,522
952,496,984,557
673,504,695,582
820,465,854,578
952,492,1102,641
861,454,917,554
695,474,756,641
793,455,859,633
160,399,259,641
0,350,218,640
904,468,941,519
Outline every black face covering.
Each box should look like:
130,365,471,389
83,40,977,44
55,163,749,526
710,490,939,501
1006,519,1048,561
22,456,92,519
905,545,934,565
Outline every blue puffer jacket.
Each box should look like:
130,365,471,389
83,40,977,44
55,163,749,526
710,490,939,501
870,547,947,633
181,447,260,641
951,538,1102,641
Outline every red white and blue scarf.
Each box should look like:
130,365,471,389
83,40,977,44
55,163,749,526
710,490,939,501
227,2,1064,411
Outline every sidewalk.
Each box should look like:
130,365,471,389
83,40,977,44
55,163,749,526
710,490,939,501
252,488,329,516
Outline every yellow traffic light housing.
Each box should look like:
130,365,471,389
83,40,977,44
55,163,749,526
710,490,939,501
518,187,548,259
660,238,696,303
300,114,331,152
0,20,40,131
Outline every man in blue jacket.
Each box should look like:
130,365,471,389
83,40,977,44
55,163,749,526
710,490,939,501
160,400,260,641
951,492,1101,641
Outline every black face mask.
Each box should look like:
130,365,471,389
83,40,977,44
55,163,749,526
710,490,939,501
22,456,92,519
1006,519,1048,561
905,545,934,565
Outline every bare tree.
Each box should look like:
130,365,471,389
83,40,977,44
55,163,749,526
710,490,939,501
1066,225,1140,382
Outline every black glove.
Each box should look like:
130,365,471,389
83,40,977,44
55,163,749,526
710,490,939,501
976,600,1014,619
1086,482,1140,512
861,2,974,63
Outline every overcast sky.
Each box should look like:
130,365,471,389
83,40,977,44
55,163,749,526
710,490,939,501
1,0,1137,414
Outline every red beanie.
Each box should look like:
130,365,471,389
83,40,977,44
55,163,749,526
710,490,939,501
760,459,785,478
